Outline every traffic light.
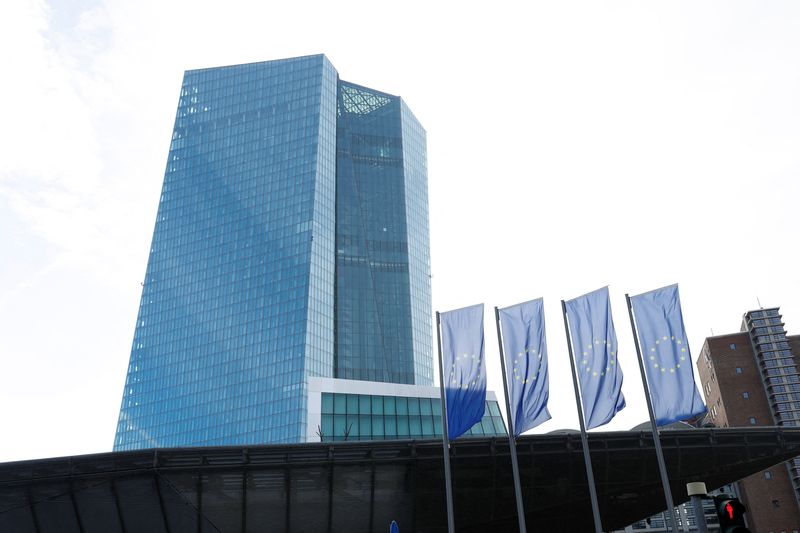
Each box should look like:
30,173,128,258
713,494,751,533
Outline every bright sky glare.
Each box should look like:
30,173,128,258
1,0,799,462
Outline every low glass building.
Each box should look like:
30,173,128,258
307,377,505,442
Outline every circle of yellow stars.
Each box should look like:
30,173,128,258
449,353,482,389
580,339,617,379
647,335,687,375
512,346,542,385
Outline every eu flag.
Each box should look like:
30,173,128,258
498,299,552,435
564,287,626,429
629,284,706,426
440,304,486,440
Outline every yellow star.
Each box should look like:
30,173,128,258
680,356,686,361
661,368,666,373
662,336,668,341
651,348,656,352
610,351,616,356
656,340,660,345
582,360,588,365
518,352,523,356
654,363,659,368
669,368,675,373
585,367,590,372
671,336,675,340
650,356,655,360
587,344,592,349
610,360,616,365
677,340,682,344
592,371,598,377
681,348,687,352
676,364,681,368
583,351,588,356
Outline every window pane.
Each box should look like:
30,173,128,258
432,398,442,416
321,393,334,414
359,395,371,415
385,415,397,437
334,394,346,414
347,394,358,414
492,416,507,434
346,415,358,439
409,415,421,437
372,396,384,416
420,398,432,416
321,415,333,440
489,401,502,417
384,396,396,416
408,397,420,415
433,416,442,436
396,397,408,415
421,416,434,436
397,416,409,437
334,414,347,437
359,415,371,437
372,415,384,438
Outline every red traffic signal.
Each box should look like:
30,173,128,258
713,495,750,533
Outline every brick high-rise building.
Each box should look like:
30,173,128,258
696,307,800,532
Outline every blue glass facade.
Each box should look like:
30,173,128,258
334,83,432,385
114,55,431,450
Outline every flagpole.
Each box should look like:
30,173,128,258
494,307,528,533
560,301,603,533
435,311,456,533
625,295,680,533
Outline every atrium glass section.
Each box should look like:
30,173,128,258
114,55,337,450
318,393,505,442
335,82,432,385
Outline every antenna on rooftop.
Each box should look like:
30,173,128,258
757,296,763,309
710,328,714,336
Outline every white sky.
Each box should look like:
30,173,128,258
1,0,799,463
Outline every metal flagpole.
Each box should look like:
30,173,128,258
560,301,604,533
625,295,680,533
494,307,528,533
435,312,456,533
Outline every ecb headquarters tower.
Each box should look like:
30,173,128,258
112,55,443,449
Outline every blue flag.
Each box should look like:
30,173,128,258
564,287,626,429
498,298,552,435
629,284,706,426
440,304,486,440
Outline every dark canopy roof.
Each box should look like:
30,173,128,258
2,427,799,532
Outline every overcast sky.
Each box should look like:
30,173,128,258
1,1,799,463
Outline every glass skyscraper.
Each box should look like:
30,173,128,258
113,55,433,450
